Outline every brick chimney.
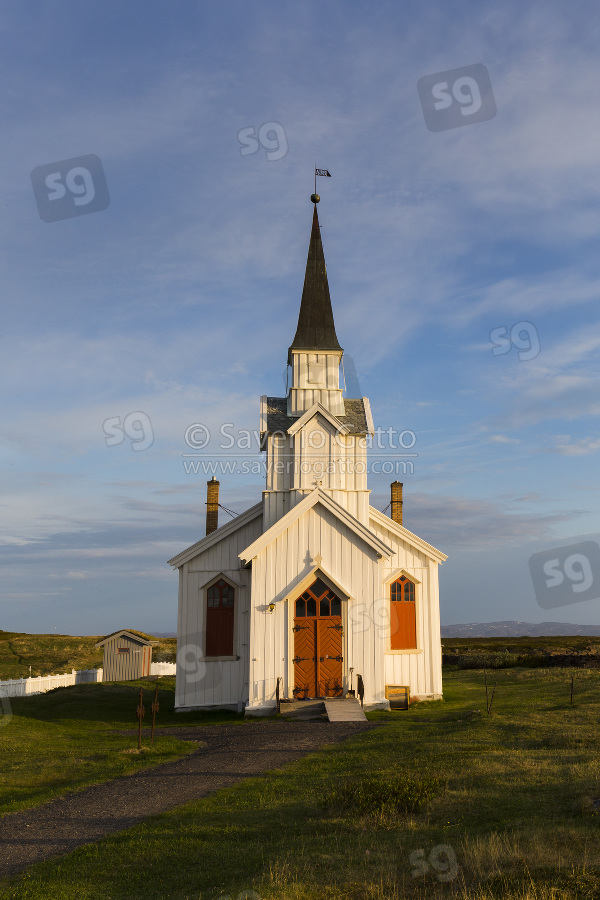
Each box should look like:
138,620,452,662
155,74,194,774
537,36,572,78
206,477,220,535
390,481,403,526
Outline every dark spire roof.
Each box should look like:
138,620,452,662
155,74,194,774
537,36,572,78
288,205,342,361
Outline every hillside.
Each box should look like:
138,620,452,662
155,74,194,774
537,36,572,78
441,620,600,637
0,631,177,679
442,634,600,669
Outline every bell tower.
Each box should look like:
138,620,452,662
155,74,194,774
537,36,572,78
259,195,374,530
287,198,345,417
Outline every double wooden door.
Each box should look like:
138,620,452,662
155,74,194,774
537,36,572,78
293,578,343,698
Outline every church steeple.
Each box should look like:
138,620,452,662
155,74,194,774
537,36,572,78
287,199,345,417
288,204,342,363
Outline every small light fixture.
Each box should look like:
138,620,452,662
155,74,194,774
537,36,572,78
268,602,275,613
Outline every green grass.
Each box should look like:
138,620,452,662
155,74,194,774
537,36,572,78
0,630,177,679
322,771,445,821
0,677,241,816
1,668,600,899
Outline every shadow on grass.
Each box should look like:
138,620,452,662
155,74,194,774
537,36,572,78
6,678,244,729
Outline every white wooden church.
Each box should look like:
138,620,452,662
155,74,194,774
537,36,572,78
169,197,447,714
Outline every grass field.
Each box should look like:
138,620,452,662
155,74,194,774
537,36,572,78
3,631,600,680
0,631,177,679
1,668,599,899
0,677,240,817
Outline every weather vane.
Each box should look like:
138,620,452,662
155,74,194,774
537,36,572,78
312,167,331,202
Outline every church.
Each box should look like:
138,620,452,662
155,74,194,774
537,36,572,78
168,196,447,714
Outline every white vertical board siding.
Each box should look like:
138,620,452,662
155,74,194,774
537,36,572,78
246,504,384,709
175,514,263,710
176,494,443,710
370,515,443,700
288,352,345,416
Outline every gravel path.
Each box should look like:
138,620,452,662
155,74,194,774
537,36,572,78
0,721,376,878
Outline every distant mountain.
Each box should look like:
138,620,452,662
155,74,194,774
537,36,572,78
441,621,600,638
154,624,600,639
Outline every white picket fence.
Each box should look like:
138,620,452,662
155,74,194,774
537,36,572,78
0,662,177,698
150,662,177,676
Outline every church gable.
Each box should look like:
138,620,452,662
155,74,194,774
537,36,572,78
239,488,393,565
287,401,349,437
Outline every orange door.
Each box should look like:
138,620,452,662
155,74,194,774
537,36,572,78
317,618,343,696
293,619,317,697
293,578,343,698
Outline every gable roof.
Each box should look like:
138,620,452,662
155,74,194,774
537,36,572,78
369,506,448,563
239,488,393,564
287,401,349,436
288,204,342,361
167,502,263,568
262,396,370,436
95,629,158,648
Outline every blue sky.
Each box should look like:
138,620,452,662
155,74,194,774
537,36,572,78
2,1,600,634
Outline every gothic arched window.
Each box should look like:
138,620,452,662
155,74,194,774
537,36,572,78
390,576,416,650
206,578,235,656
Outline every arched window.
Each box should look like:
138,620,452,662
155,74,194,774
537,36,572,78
206,578,235,656
294,578,341,618
390,576,416,650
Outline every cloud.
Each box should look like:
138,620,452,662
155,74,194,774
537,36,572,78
554,435,600,456
488,435,520,445
370,490,581,551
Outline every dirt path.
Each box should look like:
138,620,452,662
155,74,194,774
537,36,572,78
0,720,376,878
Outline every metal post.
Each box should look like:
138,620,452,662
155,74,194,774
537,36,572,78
151,685,159,743
136,687,145,749
570,673,574,707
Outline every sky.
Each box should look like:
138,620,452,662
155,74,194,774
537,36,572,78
2,1,600,635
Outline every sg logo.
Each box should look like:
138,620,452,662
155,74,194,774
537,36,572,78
529,542,600,610
490,321,541,361
237,122,288,161
30,154,110,222
103,412,154,452
417,64,496,132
